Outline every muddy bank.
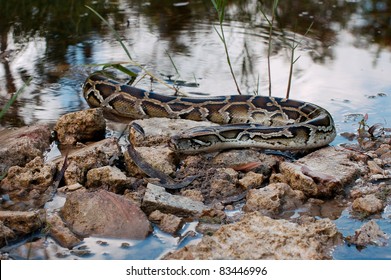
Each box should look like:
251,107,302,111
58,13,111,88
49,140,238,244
0,109,390,259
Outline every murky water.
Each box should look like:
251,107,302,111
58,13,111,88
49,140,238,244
1,0,391,259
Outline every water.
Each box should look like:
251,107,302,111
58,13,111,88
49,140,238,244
1,0,391,259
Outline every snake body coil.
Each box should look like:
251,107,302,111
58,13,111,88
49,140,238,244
83,74,336,154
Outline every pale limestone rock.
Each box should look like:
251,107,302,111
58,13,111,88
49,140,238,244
238,171,264,189
243,183,305,216
124,145,176,177
0,210,46,236
149,210,183,234
54,138,121,185
54,108,106,145
271,147,361,197
0,157,56,210
352,194,384,215
142,183,207,217
164,212,340,260
86,165,134,193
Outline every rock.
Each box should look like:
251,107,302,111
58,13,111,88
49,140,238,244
243,183,305,216
55,138,121,185
195,223,221,236
367,160,384,175
238,171,264,189
0,221,16,247
61,189,151,239
53,108,106,145
212,149,279,176
271,147,361,197
0,157,56,210
124,146,176,177
0,125,51,174
0,210,46,239
209,168,240,199
86,166,135,194
130,118,217,147
58,183,84,193
352,194,384,216
180,189,204,202
149,210,183,234
142,183,207,217
164,212,340,260
47,213,82,249
346,220,388,247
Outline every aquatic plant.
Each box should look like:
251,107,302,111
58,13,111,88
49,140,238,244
85,5,184,94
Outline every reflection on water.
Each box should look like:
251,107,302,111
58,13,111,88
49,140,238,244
1,0,391,259
1,0,391,128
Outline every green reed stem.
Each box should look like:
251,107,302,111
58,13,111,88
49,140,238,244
211,0,242,95
0,77,32,120
285,22,313,99
259,0,279,97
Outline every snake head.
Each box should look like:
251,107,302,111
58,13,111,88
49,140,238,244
169,126,223,154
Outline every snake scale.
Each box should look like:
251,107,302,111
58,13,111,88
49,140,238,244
83,74,336,154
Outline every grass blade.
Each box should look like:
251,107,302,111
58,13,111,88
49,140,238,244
0,77,32,120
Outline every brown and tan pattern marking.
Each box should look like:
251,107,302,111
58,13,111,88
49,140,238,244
83,74,336,154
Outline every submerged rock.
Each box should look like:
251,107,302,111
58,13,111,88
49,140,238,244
164,212,340,260
0,157,56,210
271,147,361,197
0,125,51,175
61,189,151,239
54,108,106,145
0,210,46,246
346,220,388,247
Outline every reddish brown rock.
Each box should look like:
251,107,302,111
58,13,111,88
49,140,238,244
0,125,51,174
61,189,151,239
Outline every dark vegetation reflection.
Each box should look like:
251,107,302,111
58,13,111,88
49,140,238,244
0,0,391,126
